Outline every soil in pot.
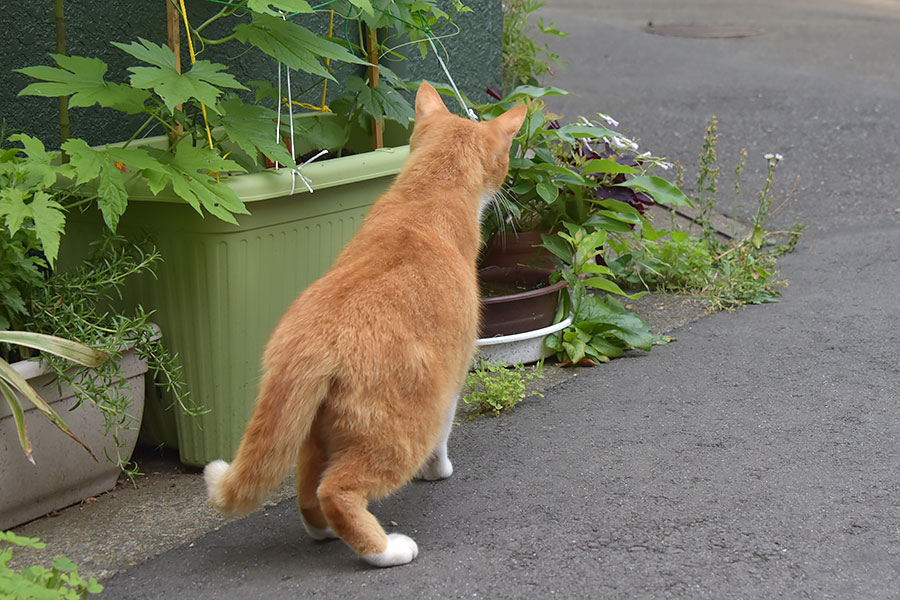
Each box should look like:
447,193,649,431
479,231,556,270
479,266,567,338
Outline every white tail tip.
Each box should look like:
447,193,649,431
204,459,230,510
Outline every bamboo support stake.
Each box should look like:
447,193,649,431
166,0,184,138
365,26,383,150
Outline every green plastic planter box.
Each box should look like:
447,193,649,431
68,142,409,466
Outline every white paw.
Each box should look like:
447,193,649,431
416,456,453,481
363,533,419,567
301,515,338,540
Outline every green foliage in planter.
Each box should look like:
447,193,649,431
0,531,102,599
0,236,196,479
473,86,691,244
464,359,543,417
13,0,467,231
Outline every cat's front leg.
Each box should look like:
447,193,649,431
415,395,457,481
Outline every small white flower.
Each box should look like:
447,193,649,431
660,162,672,171
639,151,651,157
775,153,784,160
764,153,774,160
597,112,620,127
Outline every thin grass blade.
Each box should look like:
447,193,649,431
0,377,34,464
0,359,98,462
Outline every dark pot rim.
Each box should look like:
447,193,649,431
478,266,568,305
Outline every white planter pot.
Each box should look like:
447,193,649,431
475,317,574,365
0,348,148,530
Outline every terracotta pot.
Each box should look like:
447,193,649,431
479,231,555,270
478,266,567,338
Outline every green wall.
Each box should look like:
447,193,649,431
0,0,501,148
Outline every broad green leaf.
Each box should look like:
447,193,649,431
581,158,639,176
346,0,374,16
582,213,634,233
0,531,46,549
501,85,569,102
60,138,103,183
28,192,66,265
128,63,245,114
535,180,558,204
582,276,646,300
247,0,314,15
670,230,690,243
140,144,248,223
751,224,765,249
595,209,641,226
617,175,693,208
586,336,624,359
17,54,149,113
53,556,78,572
0,378,32,463
95,161,128,232
113,38,177,69
0,188,30,234
234,14,369,81
582,262,614,276
538,233,571,263
218,97,296,167
0,331,108,366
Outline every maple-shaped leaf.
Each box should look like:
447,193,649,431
16,54,150,114
234,14,369,81
344,76,415,126
217,97,295,167
60,138,103,184
0,188,31,235
113,39,246,114
139,143,248,223
246,0,314,16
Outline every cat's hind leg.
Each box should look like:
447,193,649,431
296,425,337,541
317,449,419,567
415,394,457,481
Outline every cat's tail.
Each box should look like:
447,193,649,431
203,362,331,516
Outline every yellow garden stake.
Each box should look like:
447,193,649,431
177,0,215,152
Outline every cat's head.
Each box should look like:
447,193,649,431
411,82,527,196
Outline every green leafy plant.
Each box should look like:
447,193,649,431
502,0,567,93
474,86,691,245
464,359,543,417
0,236,197,479
613,118,804,311
540,223,668,366
0,530,102,599
14,0,467,231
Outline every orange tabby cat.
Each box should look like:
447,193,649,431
204,82,526,567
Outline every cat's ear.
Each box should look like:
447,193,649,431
490,104,528,143
415,81,450,120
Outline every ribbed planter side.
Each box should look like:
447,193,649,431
0,351,146,530
65,146,410,466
